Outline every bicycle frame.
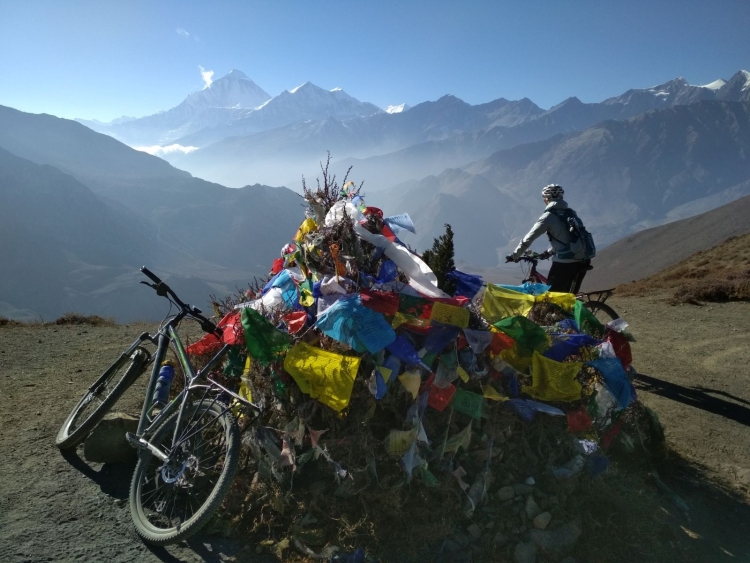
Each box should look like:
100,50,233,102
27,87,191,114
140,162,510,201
127,317,260,461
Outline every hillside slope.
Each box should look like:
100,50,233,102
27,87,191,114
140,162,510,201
584,193,750,290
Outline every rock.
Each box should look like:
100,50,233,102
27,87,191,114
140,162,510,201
467,523,483,539
514,483,534,495
498,486,515,501
525,477,536,486
485,521,495,529
514,540,537,563
494,532,508,547
533,512,552,530
525,496,542,520
529,520,582,557
83,412,138,464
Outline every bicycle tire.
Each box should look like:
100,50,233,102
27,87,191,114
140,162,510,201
583,301,620,324
55,347,150,450
129,399,239,546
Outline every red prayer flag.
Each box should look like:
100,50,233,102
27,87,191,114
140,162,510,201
271,258,284,275
488,331,515,355
283,311,307,334
567,407,593,432
606,330,632,368
602,419,623,450
186,311,243,355
428,383,456,412
360,289,399,315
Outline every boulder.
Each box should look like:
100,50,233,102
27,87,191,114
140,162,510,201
533,512,552,530
83,412,138,464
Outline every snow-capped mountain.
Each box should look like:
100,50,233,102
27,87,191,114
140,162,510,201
180,69,270,111
715,70,750,102
385,103,411,114
76,70,271,146
601,77,717,113
602,71,750,112
175,82,383,146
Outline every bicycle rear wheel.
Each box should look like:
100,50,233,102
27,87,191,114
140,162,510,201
584,301,620,325
55,347,150,450
129,399,239,545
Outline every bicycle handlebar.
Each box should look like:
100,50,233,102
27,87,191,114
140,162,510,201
140,266,220,336
505,252,548,264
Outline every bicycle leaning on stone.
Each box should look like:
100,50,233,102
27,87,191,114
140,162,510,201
55,266,259,545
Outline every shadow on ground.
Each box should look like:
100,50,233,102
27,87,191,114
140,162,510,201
61,448,135,499
656,451,750,562
635,372,750,427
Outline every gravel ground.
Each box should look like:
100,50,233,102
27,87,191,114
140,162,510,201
1,297,750,562
0,323,255,563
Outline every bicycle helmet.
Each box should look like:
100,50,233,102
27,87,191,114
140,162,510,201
541,184,564,200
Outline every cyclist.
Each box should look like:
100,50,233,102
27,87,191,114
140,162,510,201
506,184,591,294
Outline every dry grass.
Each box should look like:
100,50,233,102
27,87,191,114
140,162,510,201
0,317,28,327
617,233,750,304
53,312,116,326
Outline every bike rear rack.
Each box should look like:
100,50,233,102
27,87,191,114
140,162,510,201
577,289,614,302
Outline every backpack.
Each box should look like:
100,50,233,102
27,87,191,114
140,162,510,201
548,208,596,261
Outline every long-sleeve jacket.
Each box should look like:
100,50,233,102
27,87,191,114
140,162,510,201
512,199,578,263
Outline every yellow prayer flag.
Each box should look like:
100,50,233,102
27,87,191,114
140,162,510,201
457,366,470,383
522,351,583,402
538,291,576,312
392,312,431,330
283,342,360,411
386,427,418,456
481,285,535,323
377,365,393,383
294,217,318,242
482,385,507,401
430,302,470,328
398,370,421,399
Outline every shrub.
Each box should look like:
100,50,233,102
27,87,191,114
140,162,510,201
53,313,115,326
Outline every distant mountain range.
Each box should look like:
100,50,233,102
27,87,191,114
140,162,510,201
0,105,305,321
383,100,750,267
2,70,750,320
121,69,750,189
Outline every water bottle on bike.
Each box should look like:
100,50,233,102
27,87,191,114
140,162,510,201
152,360,176,408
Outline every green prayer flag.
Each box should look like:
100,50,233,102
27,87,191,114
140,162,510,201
452,388,484,419
241,308,292,365
493,316,549,356
222,345,245,377
574,300,605,338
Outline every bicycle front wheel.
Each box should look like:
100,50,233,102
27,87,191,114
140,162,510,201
129,399,239,545
55,347,150,450
584,301,620,324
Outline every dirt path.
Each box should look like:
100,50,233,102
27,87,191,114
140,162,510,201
0,324,252,563
1,299,750,562
610,295,750,561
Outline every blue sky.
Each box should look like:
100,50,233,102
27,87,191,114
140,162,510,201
1,0,748,121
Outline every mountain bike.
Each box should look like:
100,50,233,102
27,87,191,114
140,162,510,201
55,267,260,545
508,251,620,323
